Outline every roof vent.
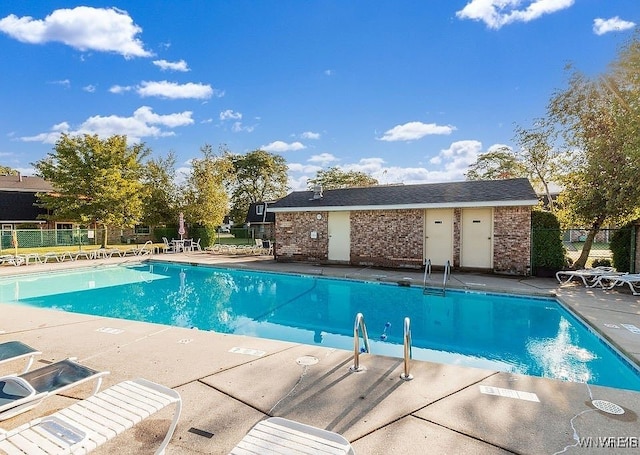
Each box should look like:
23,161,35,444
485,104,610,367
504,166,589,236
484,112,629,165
312,184,323,199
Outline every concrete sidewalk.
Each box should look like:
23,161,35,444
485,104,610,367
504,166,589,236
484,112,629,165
0,252,639,454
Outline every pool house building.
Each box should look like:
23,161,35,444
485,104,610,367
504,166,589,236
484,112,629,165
268,178,539,276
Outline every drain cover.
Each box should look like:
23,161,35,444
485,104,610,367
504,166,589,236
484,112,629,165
296,356,319,366
592,400,625,415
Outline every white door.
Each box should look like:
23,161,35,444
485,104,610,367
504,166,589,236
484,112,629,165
424,209,453,266
328,211,350,261
461,208,493,268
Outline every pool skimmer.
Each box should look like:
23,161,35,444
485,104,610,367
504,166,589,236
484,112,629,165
591,399,625,415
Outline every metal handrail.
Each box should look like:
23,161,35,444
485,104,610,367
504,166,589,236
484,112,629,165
400,317,413,380
350,313,370,372
442,260,451,294
423,258,431,289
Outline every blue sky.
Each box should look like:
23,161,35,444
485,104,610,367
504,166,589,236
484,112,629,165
0,1,637,191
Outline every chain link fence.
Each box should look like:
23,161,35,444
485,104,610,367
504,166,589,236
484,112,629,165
0,228,105,251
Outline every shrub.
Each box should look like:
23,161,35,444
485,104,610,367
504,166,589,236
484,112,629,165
152,226,178,242
190,226,217,248
610,224,633,272
531,211,565,275
591,258,612,268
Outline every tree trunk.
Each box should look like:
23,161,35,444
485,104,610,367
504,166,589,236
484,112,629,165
102,225,109,248
573,217,605,269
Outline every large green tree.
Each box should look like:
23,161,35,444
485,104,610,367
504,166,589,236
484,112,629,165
227,149,289,224
513,120,566,213
141,152,180,226
33,134,149,247
182,144,231,229
465,147,525,181
0,165,18,175
549,35,640,268
307,166,378,190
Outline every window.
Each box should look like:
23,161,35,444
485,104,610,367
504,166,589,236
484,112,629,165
256,204,264,216
134,225,150,234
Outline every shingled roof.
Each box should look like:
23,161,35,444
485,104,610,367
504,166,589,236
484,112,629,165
269,178,538,211
0,174,53,192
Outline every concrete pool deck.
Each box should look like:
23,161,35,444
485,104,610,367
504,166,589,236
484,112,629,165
0,251,638,454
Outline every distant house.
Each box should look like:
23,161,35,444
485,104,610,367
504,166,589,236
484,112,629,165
0,174,53,230
268,178,539,276
246,202,275,239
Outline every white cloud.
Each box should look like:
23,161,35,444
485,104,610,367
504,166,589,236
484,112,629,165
50,79,70,88
262,141,306,152
83,84,96,93
324,69,335,76
593,17,636,35
307,153,338,165
456,0,575,30
283,140,494,191
378,121,455,142
152,59,190,71
137,80,216,99
220,109,242,121
301,131,321,140
430,140,483,176
20,106,193,144
231,122,255,133
0,6,151,58
109,85,133,94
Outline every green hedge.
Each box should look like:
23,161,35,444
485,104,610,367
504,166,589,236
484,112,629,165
531,211,565,274
610,224,633,272
190,226,217,248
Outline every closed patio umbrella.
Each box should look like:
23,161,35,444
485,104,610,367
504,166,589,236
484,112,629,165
178,212,186,240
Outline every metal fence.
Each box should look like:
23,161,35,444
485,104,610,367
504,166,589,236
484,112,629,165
0,229,105,251
532,227,636,272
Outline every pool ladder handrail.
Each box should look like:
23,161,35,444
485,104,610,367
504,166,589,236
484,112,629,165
423,259,451,296
400,316,413,380
349,312,370,372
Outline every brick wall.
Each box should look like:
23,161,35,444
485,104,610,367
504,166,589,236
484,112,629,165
275,206,532,275
275,212,328,262
351,209,423,268
493,206,531,275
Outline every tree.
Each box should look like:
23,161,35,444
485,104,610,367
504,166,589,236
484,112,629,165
182,144,231,229
227,149,289,224
514,120,567,213
465,147,525,181
0,165,18,175
33,134,148,247
141,152,180,226
548,36,640,269
307,166,378,190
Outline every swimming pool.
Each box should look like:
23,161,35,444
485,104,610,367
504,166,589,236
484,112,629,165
2,262,640,391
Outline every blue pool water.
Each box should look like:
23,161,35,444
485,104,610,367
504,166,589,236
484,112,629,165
2,262,639,391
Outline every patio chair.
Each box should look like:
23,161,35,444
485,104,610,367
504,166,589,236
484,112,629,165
162,237,175,253
0,378,181,455
555,266,622,287
0,341,41,374
593,273,640,295
0,358,108,421
230,416,354,454
0,255,24,266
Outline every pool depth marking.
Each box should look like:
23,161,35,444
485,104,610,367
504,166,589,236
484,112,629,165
479,385,540,402
229,347,266,357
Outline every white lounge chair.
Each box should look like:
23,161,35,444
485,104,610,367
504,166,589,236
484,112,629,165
0,358,108,421
555,267,622,287
0,378,181,455
230,417,354,454
593,273,640,295
0,255,24,266
0,341,41,374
